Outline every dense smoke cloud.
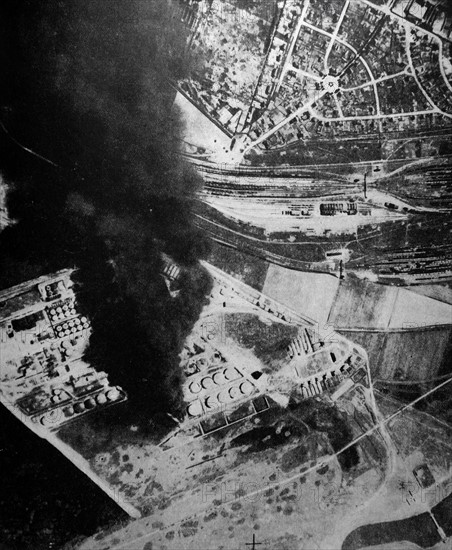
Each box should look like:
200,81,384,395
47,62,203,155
0,0,211,416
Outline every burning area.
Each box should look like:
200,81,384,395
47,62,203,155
0,0,212,418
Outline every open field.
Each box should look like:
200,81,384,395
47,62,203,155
263,264,339,329
339,328,452,380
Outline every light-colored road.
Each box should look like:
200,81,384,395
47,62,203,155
342,67,410,93
276,0,312,93
324,0,351,74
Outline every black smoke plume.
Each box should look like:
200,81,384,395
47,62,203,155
0,0,211,417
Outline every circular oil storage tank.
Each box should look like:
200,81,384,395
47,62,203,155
189,380,202,394
64,406,74,417
240,381,254,396
106,388,120,401
85,398,96,410
40,414,52,426
205,395,218,409
201,377,215,390
210,352,222,366
185,362,198,376
187,400,203,417
213,371,226,386
96,393,107,405
74,402,85,414
217,389,231,404
196,357,208,370
224,368,239,381
229,385,240,400
57,307,63,313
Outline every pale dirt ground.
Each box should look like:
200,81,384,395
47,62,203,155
173,92,232,158
262,265,340,329
263,264,452,331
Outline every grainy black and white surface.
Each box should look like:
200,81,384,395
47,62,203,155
0,1,451,549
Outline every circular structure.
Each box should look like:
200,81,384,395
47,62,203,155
240,381,254,395
213,371,226,386
201,377,215,390
64,406,74,417
185,362,198,376
322,74,339,93
196,357,208,370
210,351,222,366
106,388,120,401
217,389,231,404
187,400,203,417
224,367,239,381
189,380,202,394
85,398,96,409
74,402,85,413
205,395,218,409
96,393,107,405
229,385,240,400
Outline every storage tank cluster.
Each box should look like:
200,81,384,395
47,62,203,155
36,387,123,427
64,387,122,418
54,316,90,338
187,369,255,417
47,300,76,322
